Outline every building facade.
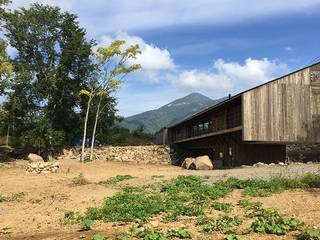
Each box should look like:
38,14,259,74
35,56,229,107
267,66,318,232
156,63,320,166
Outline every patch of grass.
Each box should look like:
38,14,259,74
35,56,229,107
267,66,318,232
232,174,320,197
97,175,135,186
212,202,233,212
92,234,107,240
71,173,90,186
298,230,320,240
0,192,25,202
249,208,303,235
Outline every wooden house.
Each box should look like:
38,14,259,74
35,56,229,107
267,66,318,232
156,63,320,166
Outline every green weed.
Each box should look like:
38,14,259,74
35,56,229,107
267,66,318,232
79,218,93,231
202,216,242,234
92,234,107,240
0,192,25,202
167,228,192,239
226,234,242,240
97,175,135,185
212,202,233,212
249,208,303,235
298,230,320,240
237,199,262,209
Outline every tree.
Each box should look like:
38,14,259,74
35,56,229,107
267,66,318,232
0,0,12,95
80,40,141,161
2,4,93,155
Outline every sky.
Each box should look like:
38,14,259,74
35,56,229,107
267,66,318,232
8,0,320,116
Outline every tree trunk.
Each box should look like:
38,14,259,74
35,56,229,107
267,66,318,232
90,96,102,161
5,125,9,146
81,96,92,162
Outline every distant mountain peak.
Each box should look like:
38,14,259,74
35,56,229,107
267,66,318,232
119,93,225,133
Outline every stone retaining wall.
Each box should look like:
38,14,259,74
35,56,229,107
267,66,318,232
61,145,172,165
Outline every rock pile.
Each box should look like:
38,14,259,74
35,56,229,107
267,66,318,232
181,155,213,170
26,161,59,174
62,145,171,165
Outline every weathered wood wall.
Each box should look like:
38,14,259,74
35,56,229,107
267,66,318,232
243,64,320,143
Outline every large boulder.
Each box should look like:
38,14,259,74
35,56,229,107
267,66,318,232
194,155,213,170
27,153,44,163
181,157,196,169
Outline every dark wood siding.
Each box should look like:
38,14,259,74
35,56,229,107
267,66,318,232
243,64,320,143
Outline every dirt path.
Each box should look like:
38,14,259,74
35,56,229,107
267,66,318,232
0,159,319,239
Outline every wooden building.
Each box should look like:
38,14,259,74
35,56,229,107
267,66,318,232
157,63,320,166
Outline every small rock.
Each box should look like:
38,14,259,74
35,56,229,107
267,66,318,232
27,153,44,163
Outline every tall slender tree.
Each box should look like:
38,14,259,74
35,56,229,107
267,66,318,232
80,40,141,161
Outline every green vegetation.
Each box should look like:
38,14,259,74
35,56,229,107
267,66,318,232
92,234,107,240
97,175,135,186
212,202,233,212
202,216,242,234
226,234,242,240
249,208,303,235
298,230,320,240
0,192,24,202
79,218,93,231
60,174,320,239
71,173,90,186
116,226,191,240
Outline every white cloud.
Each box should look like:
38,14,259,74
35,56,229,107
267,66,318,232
99,33,175,72
173,70,232,90
285,46,293,51
173,58,289,91
9,0,320,35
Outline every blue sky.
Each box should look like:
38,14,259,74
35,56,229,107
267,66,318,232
10,0,320,116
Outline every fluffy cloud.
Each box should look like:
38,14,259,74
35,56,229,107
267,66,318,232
173,58,289,91
99,33,175,72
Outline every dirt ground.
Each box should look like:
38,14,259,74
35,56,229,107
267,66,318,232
0,159,320,240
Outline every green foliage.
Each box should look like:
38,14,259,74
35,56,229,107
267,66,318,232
202,215,242,234
2,3,93,150
97,175,135,186
167,229,192,239
117,226,167,240
85,191,163,223
71,173,90,186
226,234,242,240
92,234,107,240
237,199,262,209
212,202,233,212
249,208,303,235
79,218,93,231
229,174,320,197
298,230,320,240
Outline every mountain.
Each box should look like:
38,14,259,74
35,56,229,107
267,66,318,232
119,93,225,134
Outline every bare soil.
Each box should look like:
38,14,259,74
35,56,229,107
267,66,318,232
0,159,319,240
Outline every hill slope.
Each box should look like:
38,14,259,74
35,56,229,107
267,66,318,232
119,93,224,133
